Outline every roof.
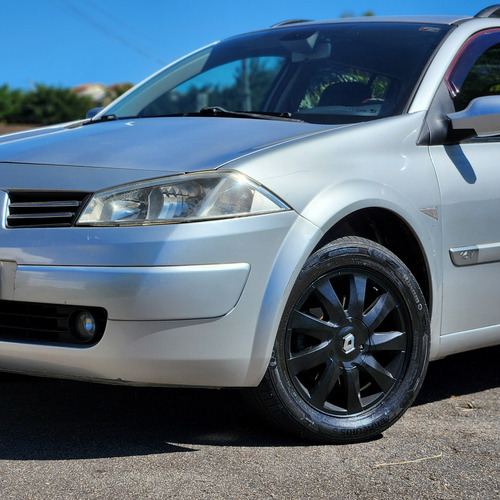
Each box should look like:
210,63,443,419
271,15,472,29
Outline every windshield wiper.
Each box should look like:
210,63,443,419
81,109,304,123
82,114,120,126
197,107,303,122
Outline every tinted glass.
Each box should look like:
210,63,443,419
106,22,452,125
447,31,500,111
140,56,286,116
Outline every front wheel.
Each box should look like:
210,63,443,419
249,236,430,443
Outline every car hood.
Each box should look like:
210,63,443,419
0,117,336,173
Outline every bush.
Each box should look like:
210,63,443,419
0,84,94,126
0,85,22,122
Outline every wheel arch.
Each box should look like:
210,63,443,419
248,235,431,443
313,207,433,312
245,206,436,387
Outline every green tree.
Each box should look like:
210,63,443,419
1,85,93,125
0,85,22,122
12,85,94,125
101,83,134,106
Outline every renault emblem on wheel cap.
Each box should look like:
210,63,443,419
342,333,356,354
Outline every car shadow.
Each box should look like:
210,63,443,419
0,345,498,460
414,344,500,405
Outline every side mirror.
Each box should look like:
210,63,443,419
447,95,500,140
86,107,104,119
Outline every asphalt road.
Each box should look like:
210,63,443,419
0,345,498,500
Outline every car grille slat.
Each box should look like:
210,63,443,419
6,192,90,228
9,200,81,209
9,212,76,220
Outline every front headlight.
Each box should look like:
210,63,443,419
76,171,290,226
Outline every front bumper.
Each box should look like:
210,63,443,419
10,263,250,320
0,211,321,387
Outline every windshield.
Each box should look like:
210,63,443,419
105,22,452,125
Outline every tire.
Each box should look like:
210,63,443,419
249,236,430,443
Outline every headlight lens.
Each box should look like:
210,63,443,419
77,171,289,226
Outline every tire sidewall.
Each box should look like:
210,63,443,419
268,238,430,442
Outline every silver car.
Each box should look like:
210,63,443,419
1,5,500,443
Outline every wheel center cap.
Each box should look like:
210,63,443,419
341,332,356,354
334,319,369,361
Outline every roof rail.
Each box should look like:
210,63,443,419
271,19,312,27
475,5,500,18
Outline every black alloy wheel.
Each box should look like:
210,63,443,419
249,236,430,443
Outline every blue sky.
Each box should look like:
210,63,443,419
0,0,484,90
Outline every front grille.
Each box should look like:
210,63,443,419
7,191,90,228
0,300,107,347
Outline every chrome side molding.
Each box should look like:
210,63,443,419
449,242,500,266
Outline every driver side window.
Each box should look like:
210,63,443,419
447,30,500,112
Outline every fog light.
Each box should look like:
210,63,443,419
71,310,97,342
